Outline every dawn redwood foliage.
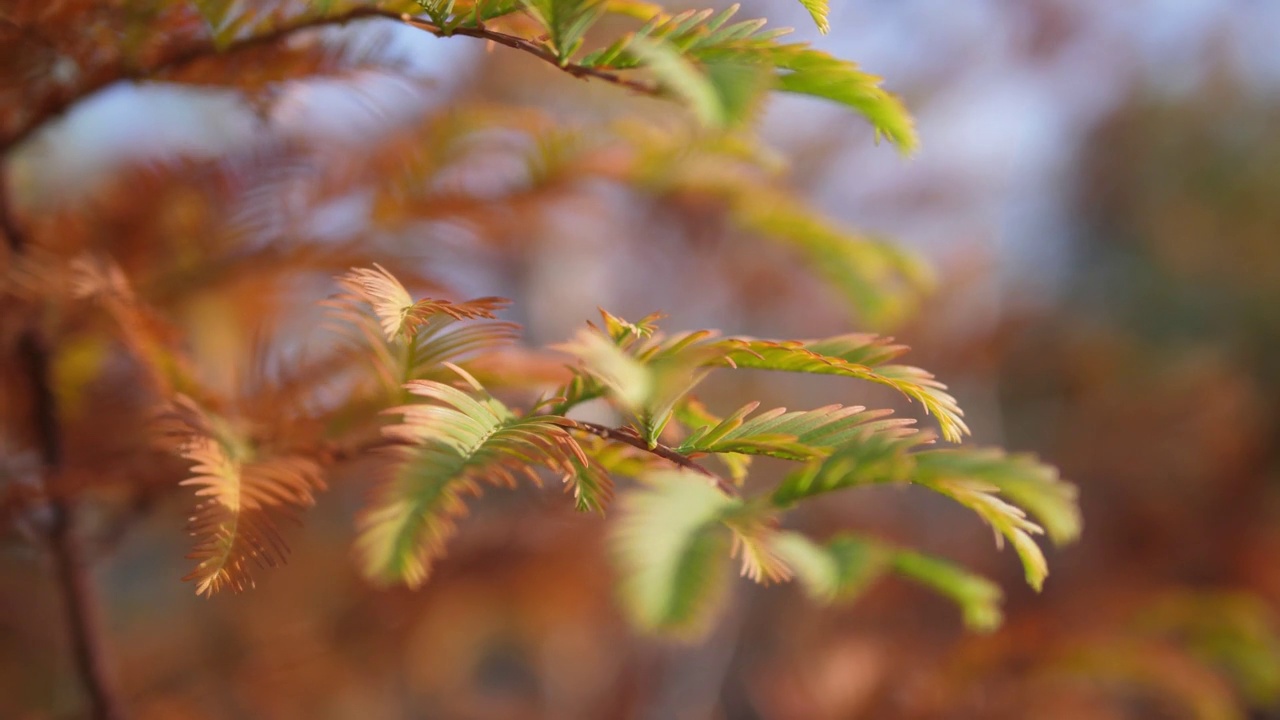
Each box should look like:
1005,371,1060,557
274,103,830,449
1,1,1081,717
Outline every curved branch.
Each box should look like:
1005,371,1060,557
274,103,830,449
401,17,658,93
0,8,660,157
563,420,739,498
2,171,124,718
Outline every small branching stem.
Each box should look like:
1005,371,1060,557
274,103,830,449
565,420,739,497
0,8,659,157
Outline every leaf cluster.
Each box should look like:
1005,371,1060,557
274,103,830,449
160,268,1079,636
2,0,1080,642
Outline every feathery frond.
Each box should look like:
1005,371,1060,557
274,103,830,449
335,265,507,341
774,531,1004,631
611,470,739,634
556,312,965,444
573,4,917,149
555,324,708,446
356,374,586,586
522,0,608,62
914,449,1082,545
794,0,830,34
161,398,327,596
0,0,1092,676
674,398,754,482
565,453,614,513
770,531,890,602
628,37,731,127
325,266,517,396
770,47,917,151
182,452,326,596
771,428,934,506
730,191,933,326
724,509,791,584
910,450,1080,590
709,336,968,442
926,475,1048,591
403,315,522,382
892,549,1004,631
676,401,915,461
775,444,1073,591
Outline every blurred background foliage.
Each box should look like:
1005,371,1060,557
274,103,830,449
2,0,1280,718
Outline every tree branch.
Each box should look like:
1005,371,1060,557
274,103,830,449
563,420,739,497
400,17,658,93
0,8,660,157
1,172,125,719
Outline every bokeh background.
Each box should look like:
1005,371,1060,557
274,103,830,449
3,1,1280,718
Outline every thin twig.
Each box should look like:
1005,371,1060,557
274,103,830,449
1,172,124,719
400,17,658,94
563,420,739,497
0,9,660,157
47,505,124,720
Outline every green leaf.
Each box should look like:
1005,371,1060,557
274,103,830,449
912,450,1077,590
617,6,915,151
562,313,962,445
708,335,968,442
555,325,708,447
914,449,1081,545
774,444,1074,592
526,3,918,150
604,123,929,321
555,328,652,410
610,129,930,322
771,532,890,601
770,47,918,153
473,0,524,22
800,333,916,366
604,0,664,21
795,0,830,34
722,505,793,584
629,38,758,128
600,309,664,345
356,377,583,587
522,0,607,62
730,191,933,327
563,454,612,513
892,549,1004,632
674,398,754,482
771,428,932,506
772,532,1004,632
612,470,740,635
676,401,913,461
629,38,724,126
580,4,772,69
704,61,775,126
417,0,459,27
544,372,609,416
922,473,1048,591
